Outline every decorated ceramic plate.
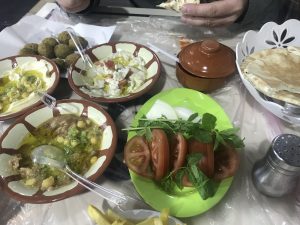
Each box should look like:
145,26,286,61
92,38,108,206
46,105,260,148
68,42,161,103
0,55,59,120
127,88,234,218
0,99,117,203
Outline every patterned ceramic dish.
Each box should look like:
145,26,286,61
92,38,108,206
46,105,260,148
68,42,161,103
0,99,117,203
236,19,300,124
0,55,60,120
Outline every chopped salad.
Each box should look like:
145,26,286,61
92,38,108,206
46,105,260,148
81,51,148,98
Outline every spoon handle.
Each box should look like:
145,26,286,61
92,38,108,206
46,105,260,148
66,27,94,70
37,91,57,109
65,166,128,205
147,42,179,63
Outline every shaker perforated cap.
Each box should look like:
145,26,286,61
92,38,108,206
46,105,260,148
268,134,300,173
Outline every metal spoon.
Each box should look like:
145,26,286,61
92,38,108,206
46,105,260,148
31,145,136,208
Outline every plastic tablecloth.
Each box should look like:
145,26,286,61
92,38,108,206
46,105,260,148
1,3,300,225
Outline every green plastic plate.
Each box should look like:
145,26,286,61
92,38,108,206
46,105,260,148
128,88,234,218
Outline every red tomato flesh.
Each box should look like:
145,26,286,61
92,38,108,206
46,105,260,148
170,133,187,173
124,136,153,178
213,145,240,181
188,139,214,178
149,129,170,181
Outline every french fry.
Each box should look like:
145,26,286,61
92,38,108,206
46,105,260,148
87,205,180,225
153,218,164,225
106,209,135,225
87,205,111,225
111,220,126,225
159,208,169,225
136,218,156,225
136,217,165,225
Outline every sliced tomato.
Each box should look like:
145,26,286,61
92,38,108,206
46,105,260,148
188,139,214,178
213,145,240,181
170,133,187,173
149,129,170,181
124,136,152,178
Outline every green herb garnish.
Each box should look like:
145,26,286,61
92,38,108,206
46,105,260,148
124,112,244,150
160,153,219,200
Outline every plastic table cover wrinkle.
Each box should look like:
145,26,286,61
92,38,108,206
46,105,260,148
1,6,300,225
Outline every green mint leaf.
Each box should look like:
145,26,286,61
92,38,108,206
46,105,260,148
187,167,198,184
201,113,217,131
187,153,203,165
188,113,199,122
136,128,146,137
226,136,245,148
174,169,185,190
214,132,225,150
160,175,175,193
218,128,245,148
190,164,203,181
200,179,219,200
219,128,240,136
145,127,152,142
186,153,218,200
194,130,213,143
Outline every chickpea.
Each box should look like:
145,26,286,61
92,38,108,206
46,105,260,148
77,120,86,128
7,92,13,98
14,92,20,98
27,87,33,92
21,92,29,98
24,178,36,186
41,176,55,191
63,139,70,146
90,156,98,165
56,136,64,143
90,136,97,145
70,139,79,147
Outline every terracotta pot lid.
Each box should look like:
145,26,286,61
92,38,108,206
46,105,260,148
178,39,236,78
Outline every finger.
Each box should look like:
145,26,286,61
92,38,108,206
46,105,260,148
181,14,238,27
181,1,240,18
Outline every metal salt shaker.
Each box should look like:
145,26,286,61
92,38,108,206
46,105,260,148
252,134,300,197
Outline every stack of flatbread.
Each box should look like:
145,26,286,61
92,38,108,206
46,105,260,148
241,46,300,106
157,0,200,12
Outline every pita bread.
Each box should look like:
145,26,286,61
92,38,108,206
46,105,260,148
157,0,200,12
241,47,300,106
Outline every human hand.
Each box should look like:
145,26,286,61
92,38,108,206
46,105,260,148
56,0,90,13
181,0,248,27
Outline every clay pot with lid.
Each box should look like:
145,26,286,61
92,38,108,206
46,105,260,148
176,39,236,92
